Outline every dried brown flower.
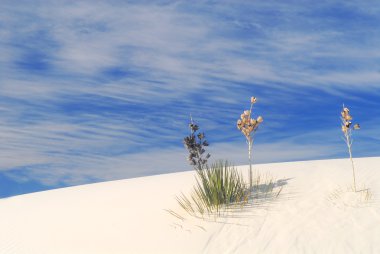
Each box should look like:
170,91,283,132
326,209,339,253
341,106,356,133
344,114,352,121
237,120,242,130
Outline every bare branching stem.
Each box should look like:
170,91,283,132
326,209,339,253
341,105,360,192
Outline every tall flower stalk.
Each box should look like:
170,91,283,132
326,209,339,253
237,97,263,190
183,116,210,171
341,105,360,192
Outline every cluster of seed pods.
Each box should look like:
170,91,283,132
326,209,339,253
237,97,263,139
341,106,360,134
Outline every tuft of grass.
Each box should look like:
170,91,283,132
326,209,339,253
327,184,373,208
176,162,283,218
177,160,249,217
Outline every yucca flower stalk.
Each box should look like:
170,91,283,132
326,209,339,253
341,105,360,192
237,96,263,190
183,116,210,171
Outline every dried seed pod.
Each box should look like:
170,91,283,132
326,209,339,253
244,110,250,116
257,116,263,123
237,120,242,130
344,114,352,121
341,125,348,133
251,96,257,104
354,123,360,130
250,119,257,125
189,123,199,132
241,113,245,120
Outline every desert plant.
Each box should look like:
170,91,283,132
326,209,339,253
340,105,360,192
237,96,263,190
177,160,249,216
180,118,249,217
176,114,279,219
183,116,210,171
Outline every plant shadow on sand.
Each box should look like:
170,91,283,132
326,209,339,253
213,177,295,220
169,177,296,225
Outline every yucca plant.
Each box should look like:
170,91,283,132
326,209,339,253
177,160,249,216
340,105,360,192
237,96,263,190
180,118,249,216
177,115,278,218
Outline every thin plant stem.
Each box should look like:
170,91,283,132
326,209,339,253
247,102,254,190
345,130,357,192
248,138,252,190
248,102,254,120
248,131,258,191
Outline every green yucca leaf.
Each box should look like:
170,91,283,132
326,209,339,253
175,160,279,217
184,161,249,214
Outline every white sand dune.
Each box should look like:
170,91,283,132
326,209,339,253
1,157,380,254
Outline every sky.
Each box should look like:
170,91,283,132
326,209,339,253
1,0,380,198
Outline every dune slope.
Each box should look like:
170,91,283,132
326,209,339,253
0,157,379,254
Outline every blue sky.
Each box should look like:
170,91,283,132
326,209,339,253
1,0,380,198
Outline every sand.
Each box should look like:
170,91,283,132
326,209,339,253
0,157,379,253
